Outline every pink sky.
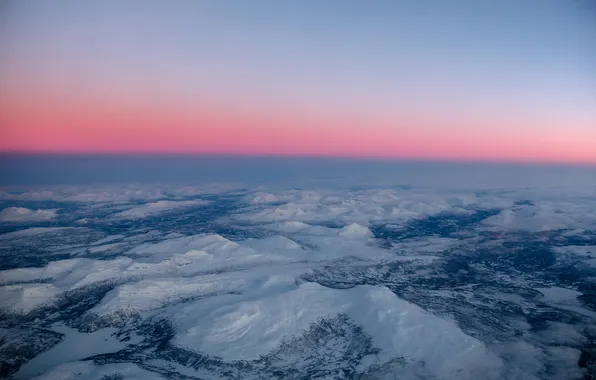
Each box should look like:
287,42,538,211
1,90,595,164
1,1,595,165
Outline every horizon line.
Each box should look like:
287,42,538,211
1,150,596,168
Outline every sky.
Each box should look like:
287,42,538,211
0,0,595,164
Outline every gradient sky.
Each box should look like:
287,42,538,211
0,0,595,163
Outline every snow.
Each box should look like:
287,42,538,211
126,234,245,256
535,286,596,318
0,283,61,313
391,237,461,255
249,192,279,204
241,235,303,252
584,258,596,267
0,227,75,240
233,188,468,227
0,231,321,314
62,258,135,289
174,282,502,378
1,224,395,311
3,181,596,379
536,287,582,304
88,263,308,320
88,276,243,317
0,257,135,298
0,259,82,285
553,245,596,256
87,242,123,253
16,324,141,379
482,202,596,232
113,200,209,218
552,245,596,265
544,346,584,380
89,235,125,245
0,207,58,222
338,223,373,238
265,221,316,233
537,322,587,346
482,208,568,232
30,362,166,380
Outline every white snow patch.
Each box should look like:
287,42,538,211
536,322,587,346
0,259,81,285
0,227,74,240
0,207,58,222
249,192,279,204
482,203,596,232
266,221,312,232
87,242,124,253
234,188,466,227
391,237,461,256
30,361,165,380
0,283,61,312
536,287,582,304
241,235,303,252
113,200,209,219
88,277,231,317
536,286,596,318
544,346,584,380
584,258,596,267
338,223,373,238
90,266,306,318
552,245,596,256
89,235,125,245
174,282,502,378
17,324,142,379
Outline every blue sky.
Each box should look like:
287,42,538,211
1,0,595,162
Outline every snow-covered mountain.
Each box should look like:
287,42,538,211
1,184,595,379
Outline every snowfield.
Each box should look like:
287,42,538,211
0,207,58,222
0,183,595,379
173,282,502,378
113,200,210,219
